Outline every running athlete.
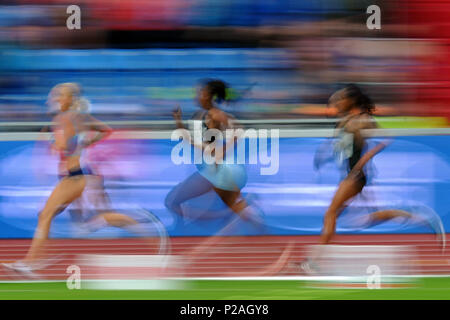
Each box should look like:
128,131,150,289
2,83,152,277
165,79,263,231
300,84,445,273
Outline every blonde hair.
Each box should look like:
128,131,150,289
47,82,91,114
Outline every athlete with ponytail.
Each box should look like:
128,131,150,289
166,79,263,230
2,83,160,277
300,84,445,273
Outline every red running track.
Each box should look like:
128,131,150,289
0,234,448,280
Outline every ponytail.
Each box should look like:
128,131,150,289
47,82,90,114
343,84,375,114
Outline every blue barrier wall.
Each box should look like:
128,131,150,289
0,134,448,238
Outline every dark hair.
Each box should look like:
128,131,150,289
200,79,229,103
343,84,375,114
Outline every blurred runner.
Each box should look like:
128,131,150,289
166,79,263,226
299,84,446,274
2,83,161,278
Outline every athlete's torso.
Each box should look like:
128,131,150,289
52,110,87,174
195,108,232,143
334,112,377,172
194,108,247,191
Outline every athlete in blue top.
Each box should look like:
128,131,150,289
166,79,262,228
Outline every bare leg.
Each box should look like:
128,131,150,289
365,209,413,228
185,189,243,257
320,178,364,245
213,188,263,223
213,188,245,214
188,188,263,258
165,172,214,217
95,212,138,228
24,176,86,262
301,177,365,269
364,209,444,244
85,174,112,211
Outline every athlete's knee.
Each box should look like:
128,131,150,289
230,199,247,214
164,190,182,213
164,194,175,211
164,193,173,209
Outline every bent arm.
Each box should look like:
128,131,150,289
351,139,391,173
83,115,113,146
